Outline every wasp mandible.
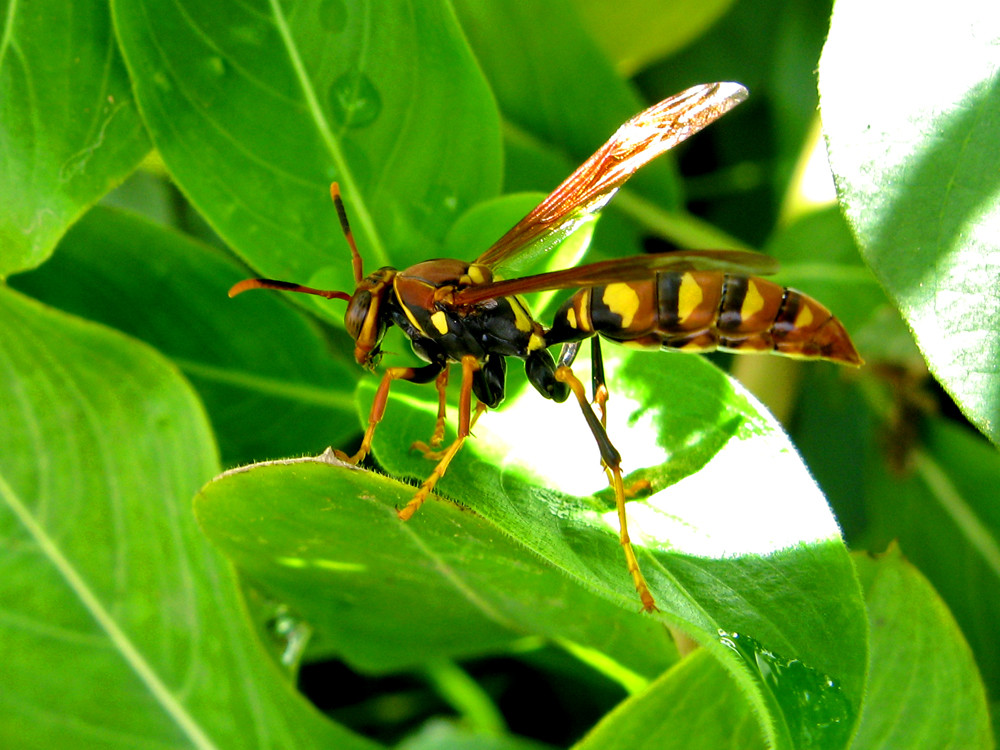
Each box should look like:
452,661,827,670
230,83,862,612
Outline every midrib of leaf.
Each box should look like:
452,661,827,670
0,0,17,70
175,358,356,409
266,0,388,266
913,448,1000,580
0,473,220,750
386,506,522,630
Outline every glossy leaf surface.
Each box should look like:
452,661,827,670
112,0,501,299
0,0,148,276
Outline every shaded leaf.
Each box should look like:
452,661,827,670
864,416,1000,699
453,0,680,209
573,0,737,76
574,648,764,750
10,205,358,466
820,0,1000,444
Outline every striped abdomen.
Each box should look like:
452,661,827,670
547,271,862,365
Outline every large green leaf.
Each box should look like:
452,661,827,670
198,349,868,749
111,0,501,297
819,0,1000,444
0,287,373,749
0,0,148,276
852,548,992,749
10,205,358,467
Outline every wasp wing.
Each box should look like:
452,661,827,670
453,250,778,307
474,82,749,271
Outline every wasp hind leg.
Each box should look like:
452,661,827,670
399,355,485,521
554,364,657,613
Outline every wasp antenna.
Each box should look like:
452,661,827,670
330,182,364,285
228,277,351,302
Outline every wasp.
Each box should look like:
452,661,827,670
230,83,862,612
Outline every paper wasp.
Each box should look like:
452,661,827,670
230,83,862,612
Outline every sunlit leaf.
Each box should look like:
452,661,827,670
820,0,1000,444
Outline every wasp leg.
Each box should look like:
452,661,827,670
399,355,484,521
337,362,445,465
411,367,451,457
590,337,610,427
555,365,657,613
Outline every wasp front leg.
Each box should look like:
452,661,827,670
337,362,445,465
554,364,657,612
399,355,486,521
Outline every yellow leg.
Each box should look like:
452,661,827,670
399,356,482,521
556,365,657,612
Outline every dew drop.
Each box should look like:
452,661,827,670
206,56,226,77
717,629,854,748
265,604,312,668
329,72,382,129
318,0,348,33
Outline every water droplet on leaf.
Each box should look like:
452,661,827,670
718,629,853,748
329,72,382,129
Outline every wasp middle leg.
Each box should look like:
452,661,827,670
399,355,486,521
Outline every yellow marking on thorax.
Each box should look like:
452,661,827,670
602,284,640,327
741,280,765,320
430,310,449,335
528,333,546,351
394,279,427,335
677,273,704,323
794,304,814,329
565,308,578,329
577,289,593,330
510,295,534,333
467,264,488,284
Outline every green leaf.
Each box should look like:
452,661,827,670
0,287,373,748
10,205,358,467
200,348,867,748
573,649,765,750
0,0,149,277
197,454,679,678
819,0,1000,444
852,548,993,749
111,0,501,297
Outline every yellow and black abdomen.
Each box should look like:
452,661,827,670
547,271,862,366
